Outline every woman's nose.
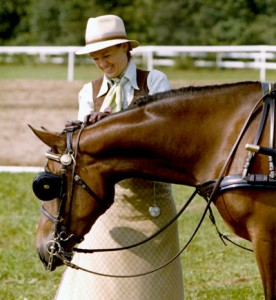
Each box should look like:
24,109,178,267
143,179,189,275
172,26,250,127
99,59,108,69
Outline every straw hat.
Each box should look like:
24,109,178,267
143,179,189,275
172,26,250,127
76,15,140,55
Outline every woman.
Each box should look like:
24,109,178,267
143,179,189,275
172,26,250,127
55,15,184,300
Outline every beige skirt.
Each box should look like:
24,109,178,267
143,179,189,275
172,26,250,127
55,179,184,300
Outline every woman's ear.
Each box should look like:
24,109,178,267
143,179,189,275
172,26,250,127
121,42,130,52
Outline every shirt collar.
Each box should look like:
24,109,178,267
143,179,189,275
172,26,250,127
97,60,139,98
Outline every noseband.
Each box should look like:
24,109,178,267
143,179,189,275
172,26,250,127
33,124,111,271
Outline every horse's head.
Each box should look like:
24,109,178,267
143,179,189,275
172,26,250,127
29,125,114,271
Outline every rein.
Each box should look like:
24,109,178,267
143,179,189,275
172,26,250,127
38,123,112,270
60,189,200,278
73,189,196,254
63,92,265,277
37,86,273,276
40,124,205,276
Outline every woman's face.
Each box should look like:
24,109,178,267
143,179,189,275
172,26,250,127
90,43,129,78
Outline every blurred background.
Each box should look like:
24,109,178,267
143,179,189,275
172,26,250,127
0,1,275,299
2,0,276,46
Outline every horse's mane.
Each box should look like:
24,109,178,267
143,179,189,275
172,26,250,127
132,80,259,108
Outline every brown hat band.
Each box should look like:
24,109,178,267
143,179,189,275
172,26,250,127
86,33,128,45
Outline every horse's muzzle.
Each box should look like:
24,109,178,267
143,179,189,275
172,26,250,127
37,244,70,271
37,249,60,271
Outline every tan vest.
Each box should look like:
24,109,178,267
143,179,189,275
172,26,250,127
92,69,149,112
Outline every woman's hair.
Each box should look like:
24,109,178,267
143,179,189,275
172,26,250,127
116,43,132,60
126,42,132,59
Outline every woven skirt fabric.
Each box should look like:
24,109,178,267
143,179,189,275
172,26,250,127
55,179,184,300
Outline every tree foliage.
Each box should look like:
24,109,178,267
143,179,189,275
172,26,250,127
1,0,276,46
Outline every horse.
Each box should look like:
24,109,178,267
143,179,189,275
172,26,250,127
30,80,276,299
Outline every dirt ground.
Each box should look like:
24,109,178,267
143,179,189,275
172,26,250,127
0,79,200,166
0,80,85,166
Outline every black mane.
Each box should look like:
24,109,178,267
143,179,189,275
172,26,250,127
131,80,259,108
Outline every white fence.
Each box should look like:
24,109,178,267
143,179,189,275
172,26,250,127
132,45,276,81
0,46,78,81
0,166,43,173
1,45,276,81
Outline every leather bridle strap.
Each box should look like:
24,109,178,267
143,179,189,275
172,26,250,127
242,83,276,178
67,125,112,212
40,205,60,226
58,189,202,278
73,187,197,253
40,204,84,244
73,175,112,211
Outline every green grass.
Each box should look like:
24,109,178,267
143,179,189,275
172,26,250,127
1,62,276,82
0,173,263,299
173,185,263,299
0,173,65,300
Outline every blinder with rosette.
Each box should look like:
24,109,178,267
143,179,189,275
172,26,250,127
33,171,63,201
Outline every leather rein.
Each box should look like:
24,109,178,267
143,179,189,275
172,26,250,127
41,124,112,271
40,84,276,277
41,123,202,276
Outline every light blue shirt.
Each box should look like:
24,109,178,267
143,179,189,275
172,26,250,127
78,60,170,121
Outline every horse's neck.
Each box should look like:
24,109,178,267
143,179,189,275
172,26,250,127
80,82,262,186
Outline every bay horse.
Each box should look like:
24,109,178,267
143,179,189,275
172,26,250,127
30,81,276,299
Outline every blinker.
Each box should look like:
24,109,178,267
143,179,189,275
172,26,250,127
33,171,63,201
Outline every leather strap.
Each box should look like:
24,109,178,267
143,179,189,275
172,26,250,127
262,81,274,95
242,82,276,178
198,174,276,200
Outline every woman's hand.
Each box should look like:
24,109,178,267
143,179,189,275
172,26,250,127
84,107,112,125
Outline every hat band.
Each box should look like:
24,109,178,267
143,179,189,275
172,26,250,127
86,33,128,45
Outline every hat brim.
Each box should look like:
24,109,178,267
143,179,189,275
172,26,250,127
75,39,139,55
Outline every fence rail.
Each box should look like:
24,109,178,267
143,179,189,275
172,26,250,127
0,166,43,173
1,45,276,81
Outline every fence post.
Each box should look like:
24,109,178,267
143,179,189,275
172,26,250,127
146,47,154,70
259,50,266,81
67,51,75,81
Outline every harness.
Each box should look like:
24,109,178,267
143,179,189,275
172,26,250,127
33,123,201,275
198,82,276,200
33,124,112,271
32,82,276,276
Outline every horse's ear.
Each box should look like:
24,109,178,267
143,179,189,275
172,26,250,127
28,125,65,149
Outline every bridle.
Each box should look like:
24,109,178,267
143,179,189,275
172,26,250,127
33,124,112,271
33,123,205,276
